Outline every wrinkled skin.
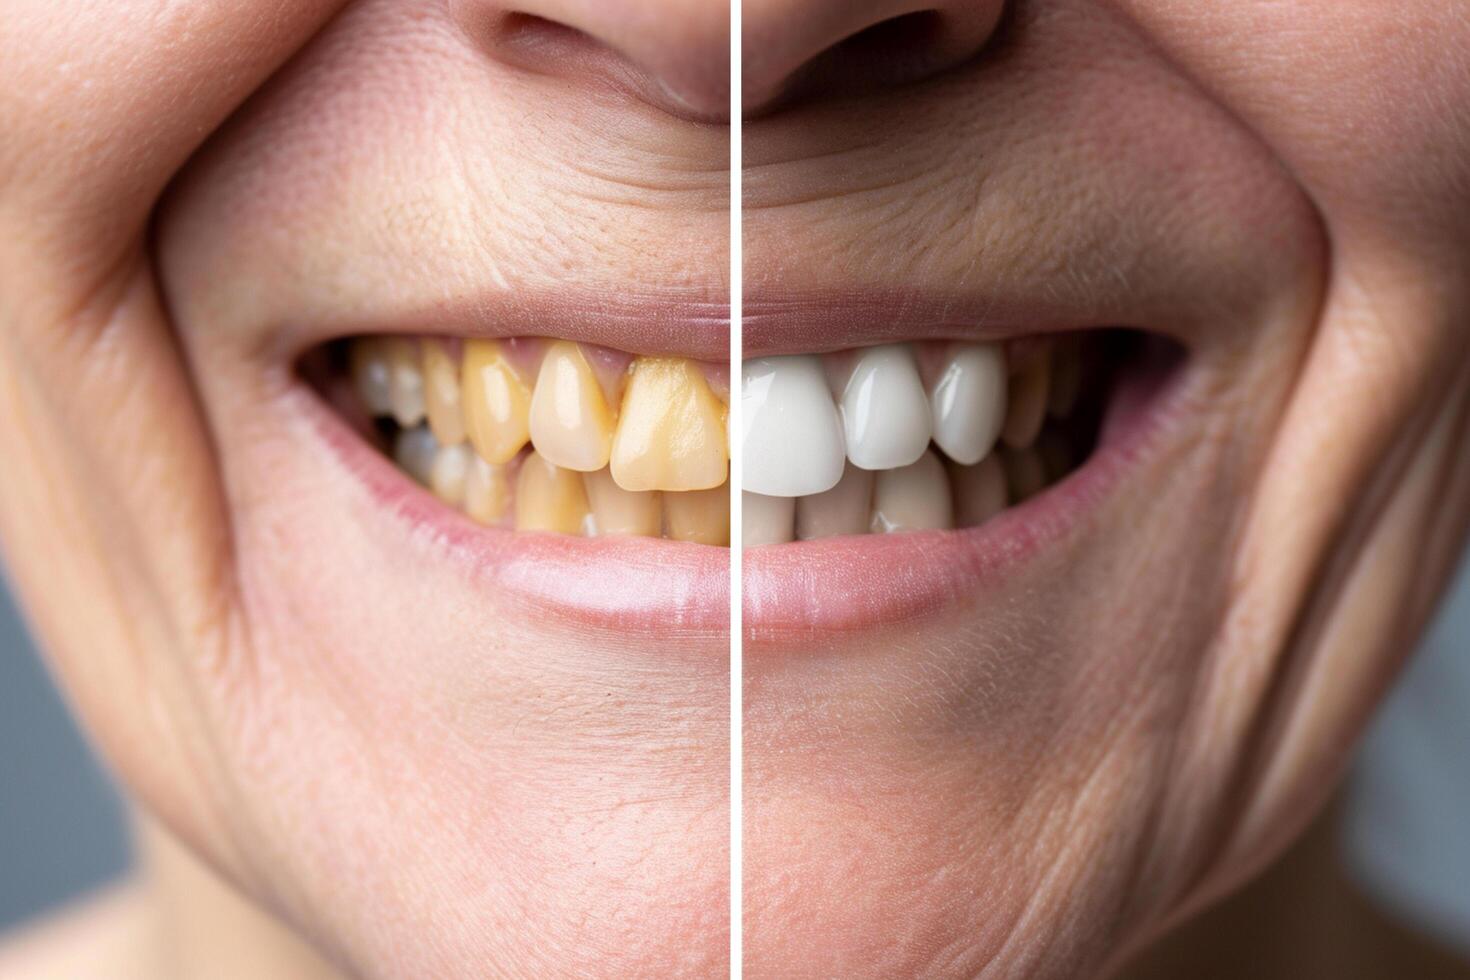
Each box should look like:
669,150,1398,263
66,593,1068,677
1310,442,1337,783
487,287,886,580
0,1,729,976
743,1,1470,977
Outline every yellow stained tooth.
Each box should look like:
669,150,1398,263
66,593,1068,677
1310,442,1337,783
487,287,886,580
464,455,511,525
1002,346,1051,449
584,468,661,537
610,357,728,492
515,451,591,535
384,338,427,427
422,339,467,445
662,485,730,546
462,339,532,465
528,341,616,472
349,338,393,417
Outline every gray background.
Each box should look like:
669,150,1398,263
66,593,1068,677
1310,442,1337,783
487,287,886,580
1,560,1468,942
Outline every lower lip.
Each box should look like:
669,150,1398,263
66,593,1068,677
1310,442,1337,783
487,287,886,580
292,381,730,645
742,344,1187,646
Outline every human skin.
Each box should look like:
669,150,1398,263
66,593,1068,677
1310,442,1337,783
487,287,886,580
0,2,730,977
742,1,1470,977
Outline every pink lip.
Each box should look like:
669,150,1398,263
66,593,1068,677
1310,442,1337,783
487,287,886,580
296,381,730,646
742,331,1188,647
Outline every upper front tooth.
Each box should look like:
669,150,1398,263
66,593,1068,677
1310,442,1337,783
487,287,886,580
384,338,427,427
350,338,393,417
422,339,467,446
529,341,616,472
869,449,953,533
462,339,532,465
930,342,1007,465
610,357,729,492
742,355,845,498
1002,346,1051,449
841,344,931,471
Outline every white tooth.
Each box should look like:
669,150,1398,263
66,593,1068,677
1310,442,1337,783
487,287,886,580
429,442,473,505
741,355,846,498
795,462,873,540
742,492,796,547
841,344,931,470
930,342,1007,465
392,425,438,486
947,454,1007,527
870,449,952,533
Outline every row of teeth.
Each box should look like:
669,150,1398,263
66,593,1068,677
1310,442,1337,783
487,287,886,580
740,338,1084,545
350,337,731,545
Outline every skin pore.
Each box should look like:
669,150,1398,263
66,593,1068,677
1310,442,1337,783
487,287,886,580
742,0,1470,977
0,1,729,977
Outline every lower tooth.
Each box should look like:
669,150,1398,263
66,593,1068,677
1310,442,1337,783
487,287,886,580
393,426,438,486
1036,429,1075,484
463,456,511,525
869,449,953,534
584,468,661,537
947,454,1008,527
515,451,591,535
795,463,872,540
384,338,428,428
664,485,730,546
1002,347,1051,449
429,442,473,505
1003,446,1047,503
742,492,795,547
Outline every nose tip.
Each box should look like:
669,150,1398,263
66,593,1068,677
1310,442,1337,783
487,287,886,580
743,0,1004,114
457,0,730,121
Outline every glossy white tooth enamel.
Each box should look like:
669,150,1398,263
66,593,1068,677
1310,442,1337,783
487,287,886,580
869,449,953,533
930,342,1007,465
841,344,931,470
795,463,873,540
742,355,846,497
742,492,796,547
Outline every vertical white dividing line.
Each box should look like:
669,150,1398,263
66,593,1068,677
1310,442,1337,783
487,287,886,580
728,0,743,971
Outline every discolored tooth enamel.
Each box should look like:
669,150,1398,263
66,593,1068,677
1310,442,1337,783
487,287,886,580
947,454,1008,527
514,451,591,535
930,342,1007,465
392,425,438,486
462,339,533,465
610,357,728,492
663,485,730,546
742,355,845,497
349,338,393,417
796,463,873,540
1048,338,1082,419
1001,347,1051,449
385,338,427,427
841,344,931,470
463,455,511,525
584,468,661,537
422,339,467,445
870,450,953,533
529,341,616,472
743,492,796,547
1003,446,1047,503
429,442,473,506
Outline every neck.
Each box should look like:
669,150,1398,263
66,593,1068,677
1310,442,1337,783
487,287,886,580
139,816,344,980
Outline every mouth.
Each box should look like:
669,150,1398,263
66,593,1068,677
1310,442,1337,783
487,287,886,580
740,314,1187,640
300,326,732,635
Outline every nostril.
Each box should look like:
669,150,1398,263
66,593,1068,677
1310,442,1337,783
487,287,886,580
743,1,1004,115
